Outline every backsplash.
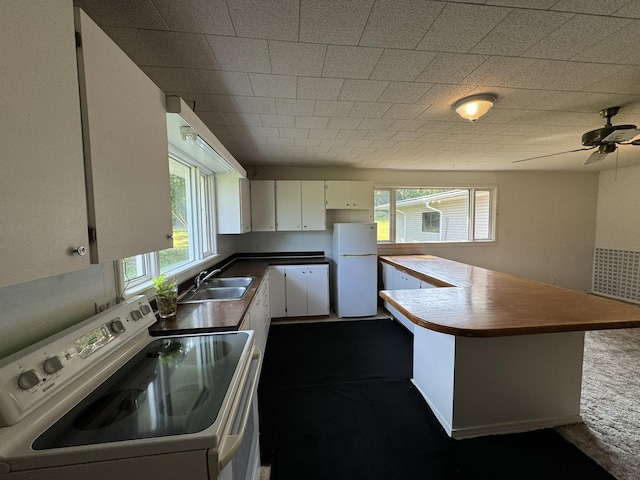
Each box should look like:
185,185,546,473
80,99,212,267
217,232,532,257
593,248,640,304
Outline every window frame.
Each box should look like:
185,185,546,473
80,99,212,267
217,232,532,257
119,148,219,296
375,186,497,245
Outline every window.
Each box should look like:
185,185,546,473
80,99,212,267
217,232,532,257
374,187,495,243
122,152,217,292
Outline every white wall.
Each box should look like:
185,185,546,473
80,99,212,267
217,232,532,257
595,165,640,250
247,167,599,290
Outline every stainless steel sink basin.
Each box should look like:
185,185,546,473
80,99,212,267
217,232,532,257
179,286,248,303
203,276,255,288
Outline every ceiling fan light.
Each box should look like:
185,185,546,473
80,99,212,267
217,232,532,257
454,94,496,122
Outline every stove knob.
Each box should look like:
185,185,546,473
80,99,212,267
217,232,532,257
110,319,125,334
43,356,63,374
140,304,152,315
131,309,143,321
17,370,40,390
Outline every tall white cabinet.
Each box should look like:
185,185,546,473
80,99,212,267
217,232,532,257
0,1,172,288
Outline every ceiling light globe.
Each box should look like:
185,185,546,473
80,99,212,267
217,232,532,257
453,94,496,122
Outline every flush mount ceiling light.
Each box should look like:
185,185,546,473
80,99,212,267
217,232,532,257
453,94,496,122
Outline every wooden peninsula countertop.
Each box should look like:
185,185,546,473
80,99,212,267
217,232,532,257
379,255,640,337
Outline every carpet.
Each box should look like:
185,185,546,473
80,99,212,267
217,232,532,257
556,328,640,480
259,319,616,480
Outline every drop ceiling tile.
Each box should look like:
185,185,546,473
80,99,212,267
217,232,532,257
196,111,230,126
76,0,168,29
313,101,355,117
417,3,510,53
485,0,558,8
392,131,425,141
570,20,640,64
226,0,299,40
349,102,392,118
512,60,624,91
327,117,364,129
358,118,396,130
369,140,398,149
268,137,295,146
415,104,458,121
416,53,488,84
308,129,339,139
321,138,349,147
612,0,640,17
299,0,373,45
378,82,433,103
471,10,574,56
295,138,322,147
583,65,640,94
522,15,631,61
459,56,539,86
140,30,219,69
210,125,249,137
383,104,429,120
337,129,368,139
370,50,438,81
246,126,280,137
152,0,234,35
338,80,389,101
260,115,296,127
198,71,254,96
221,113,263,127
279,128,310,138
190,94,238,112
551,0,633,14
276,98,316,116
416,84,478,106
295,116,330,129
322,46,383,79
206,36,271,73
465,86,550,109
387,120,426,131
102,27,164,65
249,74,297,98
306,146,331,154
233,96,277,114
364,128,397,139
359,0,444,49
297,77,344,100
140,66,208,93
268,41,327,76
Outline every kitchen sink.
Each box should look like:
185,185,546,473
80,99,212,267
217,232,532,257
203,276,255,288
179,286,249,303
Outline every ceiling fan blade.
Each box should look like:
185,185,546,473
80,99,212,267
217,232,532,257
583,149,613,165
601,128,640,143
512,146,596,163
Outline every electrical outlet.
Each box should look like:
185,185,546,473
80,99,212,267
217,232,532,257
95,301,112,314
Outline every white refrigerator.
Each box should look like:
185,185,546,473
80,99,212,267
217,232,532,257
333,223,378,317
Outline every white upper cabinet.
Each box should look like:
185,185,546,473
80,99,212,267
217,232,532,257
1,1,90,288
217,175,251,234
325,181,374,210
276,181,302,231
251,180,276,232
301,181,326,230
75,8,172,263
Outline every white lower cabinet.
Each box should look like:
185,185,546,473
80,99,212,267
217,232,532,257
269,265,329,318
243,274,270,355
381,263,427,333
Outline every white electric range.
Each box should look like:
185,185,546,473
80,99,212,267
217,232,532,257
0,295,261,480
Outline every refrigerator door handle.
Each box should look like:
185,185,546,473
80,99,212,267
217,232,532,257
340,254,377,257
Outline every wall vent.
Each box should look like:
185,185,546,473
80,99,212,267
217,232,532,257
593,248,640,304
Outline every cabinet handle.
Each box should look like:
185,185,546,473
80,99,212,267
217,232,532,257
167,234,173,239
74,246,87,256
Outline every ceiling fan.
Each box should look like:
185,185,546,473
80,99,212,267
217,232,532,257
513,107,640,165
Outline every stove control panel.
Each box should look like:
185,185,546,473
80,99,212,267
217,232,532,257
0,295,156,427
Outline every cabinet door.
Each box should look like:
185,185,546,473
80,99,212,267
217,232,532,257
0,1,90,288
269,267,286,318
276,180,302,231
75,8,172,263
349,181,374,210
301,181,326,230
405,274,421,290
306,266,330,316
325,181,350,209
217,174,251,234
250,180,275,231
284,266,308,317
249,296,266,354
240,178,252,233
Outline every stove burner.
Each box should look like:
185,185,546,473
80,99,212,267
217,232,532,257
73,389,146,430
160,384,210,417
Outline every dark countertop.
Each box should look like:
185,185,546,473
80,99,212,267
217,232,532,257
149,254,329,336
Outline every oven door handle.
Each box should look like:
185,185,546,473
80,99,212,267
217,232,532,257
218,345,262,469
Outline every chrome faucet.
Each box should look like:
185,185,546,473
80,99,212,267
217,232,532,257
194,269,222,289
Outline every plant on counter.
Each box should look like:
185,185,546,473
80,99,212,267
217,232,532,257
152,273,178,318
